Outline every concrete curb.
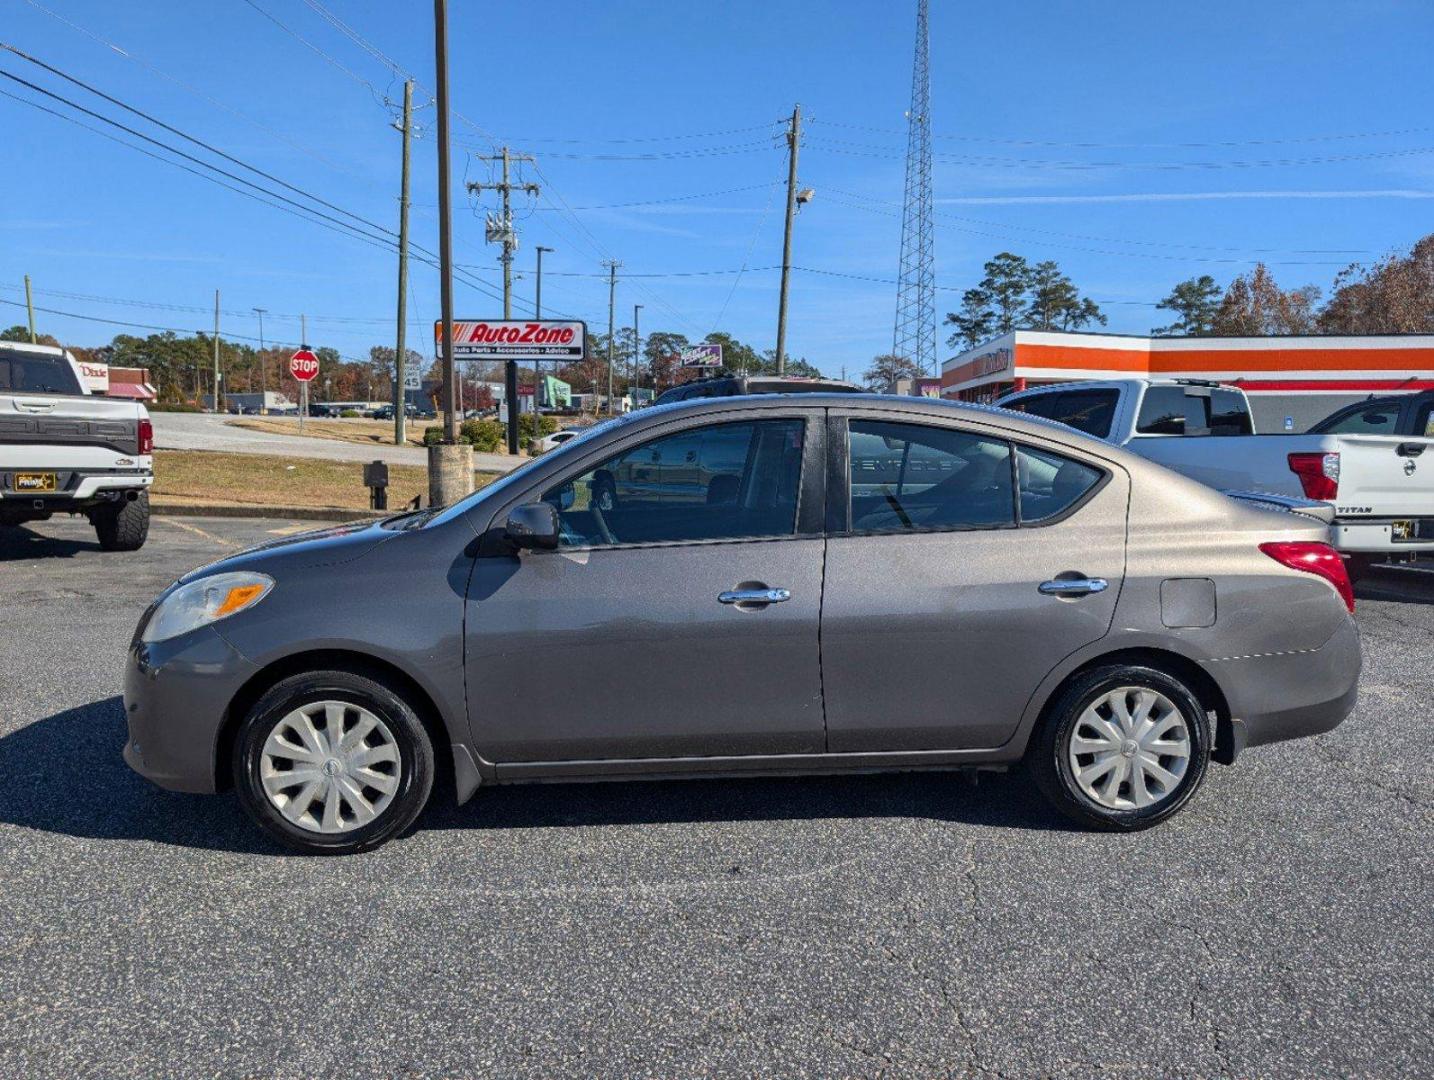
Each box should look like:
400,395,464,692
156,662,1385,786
151,502,384,522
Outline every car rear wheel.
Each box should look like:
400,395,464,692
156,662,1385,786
1030,664,1211,831
233,669,434,854
92,491,149,551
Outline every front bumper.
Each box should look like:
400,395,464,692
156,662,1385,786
1204,615,1361,752
123,625,259,794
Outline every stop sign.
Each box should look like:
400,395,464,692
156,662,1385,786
289,349,319,382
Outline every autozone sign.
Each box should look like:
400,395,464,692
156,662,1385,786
435,320,586,361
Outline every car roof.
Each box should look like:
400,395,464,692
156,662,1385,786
636,391,1131,450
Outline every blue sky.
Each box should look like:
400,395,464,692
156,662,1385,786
3,0,1432,378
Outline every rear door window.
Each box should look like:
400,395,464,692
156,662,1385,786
0,349,83,395
1135,386,1188,435
1207,389,1253,435
847,420,1015,532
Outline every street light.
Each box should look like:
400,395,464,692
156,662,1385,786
632,303,643,410
253,307,268,404
534,246,554,426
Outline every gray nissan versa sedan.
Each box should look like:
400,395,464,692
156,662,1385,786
123,395,1361,853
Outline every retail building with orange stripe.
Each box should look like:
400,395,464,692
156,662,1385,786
943,330,1434,431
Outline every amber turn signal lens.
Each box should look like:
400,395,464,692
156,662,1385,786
214,583,267,617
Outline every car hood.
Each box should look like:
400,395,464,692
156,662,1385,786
178,519,395,583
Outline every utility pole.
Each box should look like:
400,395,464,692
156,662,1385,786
212,289,222,413
253,308,267,406
433,0,458,446
394,79,413,447
23,275,36,343
633,303,643,407
299,313,308,435
603,260,621,415
534,245,553,422
775,103,802,376
467,146,538,453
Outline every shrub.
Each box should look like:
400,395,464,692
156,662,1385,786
340,409,361,418
422,425,445,447
518,413,559,440
460,418,505,452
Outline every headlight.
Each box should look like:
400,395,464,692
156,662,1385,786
141,571,274,643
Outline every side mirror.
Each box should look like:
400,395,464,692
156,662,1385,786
505,502,560,551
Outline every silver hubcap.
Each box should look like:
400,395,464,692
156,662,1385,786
260,701,402,834
1068,687,1191,811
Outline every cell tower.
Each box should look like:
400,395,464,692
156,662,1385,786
893,0,935,376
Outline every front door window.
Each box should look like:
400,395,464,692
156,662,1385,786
543,419,806,547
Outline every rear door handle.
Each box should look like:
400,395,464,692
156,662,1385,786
1039,578,1108,598
1396,442,1425,458
718,587,791,607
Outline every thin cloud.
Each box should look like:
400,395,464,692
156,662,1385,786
936,189,1434,205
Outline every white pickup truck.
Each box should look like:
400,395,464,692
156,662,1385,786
1,341,153,550
996,378,1434,569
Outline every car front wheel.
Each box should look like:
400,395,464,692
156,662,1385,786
1029,664,1211,831
233,669,434,854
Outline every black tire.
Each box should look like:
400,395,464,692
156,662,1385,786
1028,664,1212,831
93,491,150,551
233,669,435,854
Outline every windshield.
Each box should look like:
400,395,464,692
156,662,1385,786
0,348,83,395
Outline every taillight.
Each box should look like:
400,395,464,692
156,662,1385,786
1287,452,1339,500
1259,541,1355,613
138,418,154,455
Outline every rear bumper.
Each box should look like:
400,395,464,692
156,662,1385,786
1331,519,1434,554
0,467,153,513
1203,615,1361,753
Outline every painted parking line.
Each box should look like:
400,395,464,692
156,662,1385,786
158,517,241,549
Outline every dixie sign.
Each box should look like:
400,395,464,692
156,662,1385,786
434,320,586,361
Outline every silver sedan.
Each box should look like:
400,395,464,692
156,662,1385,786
123,395,1360,853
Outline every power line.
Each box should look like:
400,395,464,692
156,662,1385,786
298,0,411,79
0,282,431,327
805,135,1434,171
822,185,1371,256
0,297,374,360
20,0,364,180
808,116,1434,150
790,266,1162,305
821,191,1357,267
0,85,401,255
2,44,401,242
458,138,776,162
236,0,386,101
484,123,781,146
0,56,529,313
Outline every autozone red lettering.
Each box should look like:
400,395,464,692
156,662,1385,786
450,322,579,350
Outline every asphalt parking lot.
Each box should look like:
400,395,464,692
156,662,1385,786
1,516,1430,1079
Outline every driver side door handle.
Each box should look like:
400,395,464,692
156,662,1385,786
1038,577,1108,598
718,587,791,609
